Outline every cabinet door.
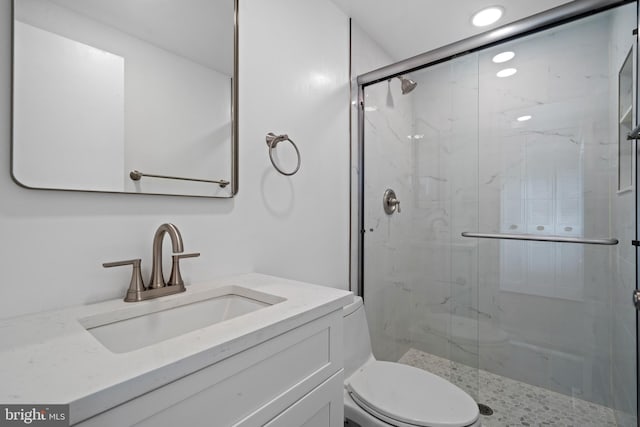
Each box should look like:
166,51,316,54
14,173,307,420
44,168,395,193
264,371,344,427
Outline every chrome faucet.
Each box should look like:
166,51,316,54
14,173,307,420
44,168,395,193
103,223,200,302
149,223,184,289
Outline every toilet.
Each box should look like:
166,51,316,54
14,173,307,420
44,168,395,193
343,295,481,427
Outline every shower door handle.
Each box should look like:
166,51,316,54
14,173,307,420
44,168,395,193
461,232,618,245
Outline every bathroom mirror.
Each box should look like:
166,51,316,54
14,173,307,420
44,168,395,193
11,0,238,198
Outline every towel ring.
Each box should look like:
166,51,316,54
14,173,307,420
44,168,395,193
265,132,301,176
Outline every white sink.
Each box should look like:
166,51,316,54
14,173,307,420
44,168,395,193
79,286,284,353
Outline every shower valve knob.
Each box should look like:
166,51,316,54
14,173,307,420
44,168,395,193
383,189,401,215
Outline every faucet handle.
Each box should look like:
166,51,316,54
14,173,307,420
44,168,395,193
168,252,200,288
103,258,141,268
103,258,147,302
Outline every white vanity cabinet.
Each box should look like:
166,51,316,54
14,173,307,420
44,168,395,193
0,274,351,427
74,308,344,427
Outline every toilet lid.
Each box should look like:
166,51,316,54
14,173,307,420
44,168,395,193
346,361,479,427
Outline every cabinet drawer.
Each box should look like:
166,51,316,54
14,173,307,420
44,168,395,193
264,370,344,427
75,310,343,427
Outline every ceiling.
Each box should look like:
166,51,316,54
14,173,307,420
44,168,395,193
31,0,577,77
330,0,575,62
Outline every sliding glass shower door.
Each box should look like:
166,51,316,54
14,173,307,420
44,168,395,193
361,49,481,397
359,2,637,425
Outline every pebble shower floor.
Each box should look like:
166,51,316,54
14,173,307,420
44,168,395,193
398,349,618,427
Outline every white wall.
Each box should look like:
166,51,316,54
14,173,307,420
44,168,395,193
238,0,350,285
0,0,350,320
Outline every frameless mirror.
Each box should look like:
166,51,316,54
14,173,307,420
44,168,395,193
12,0,238,198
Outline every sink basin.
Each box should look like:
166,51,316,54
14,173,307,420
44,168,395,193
79,286,284,353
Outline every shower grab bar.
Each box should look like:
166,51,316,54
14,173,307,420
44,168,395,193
129,170,229,188
461,232,618,246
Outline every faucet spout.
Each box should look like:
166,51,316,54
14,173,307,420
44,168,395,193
149,223,184,289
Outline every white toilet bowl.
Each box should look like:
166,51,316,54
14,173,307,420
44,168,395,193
343,296,481,427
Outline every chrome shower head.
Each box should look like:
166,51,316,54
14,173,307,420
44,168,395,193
397,76,417,94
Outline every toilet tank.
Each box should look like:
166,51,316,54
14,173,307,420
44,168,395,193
343,296,374,379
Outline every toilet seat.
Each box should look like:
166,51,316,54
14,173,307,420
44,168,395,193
345,361,479,427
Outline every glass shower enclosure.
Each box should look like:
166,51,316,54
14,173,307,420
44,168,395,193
356,1,638,425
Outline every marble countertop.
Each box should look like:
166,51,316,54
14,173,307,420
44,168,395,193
0,273,352,425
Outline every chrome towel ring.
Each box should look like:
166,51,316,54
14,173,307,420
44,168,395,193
266,132,301,176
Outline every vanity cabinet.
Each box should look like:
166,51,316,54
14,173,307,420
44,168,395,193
74,309,344,427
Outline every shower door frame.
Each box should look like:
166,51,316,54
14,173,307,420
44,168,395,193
636,1,640,418
354,0,638,418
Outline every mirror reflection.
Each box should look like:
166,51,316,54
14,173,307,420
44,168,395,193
12,0,237,197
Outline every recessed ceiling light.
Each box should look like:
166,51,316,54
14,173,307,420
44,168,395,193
492,51,515,63
472,6,504,27
496,68,517,78
517,115,532,122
